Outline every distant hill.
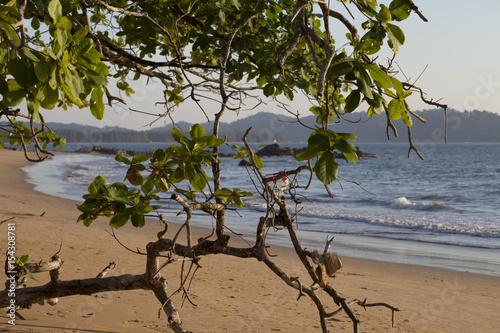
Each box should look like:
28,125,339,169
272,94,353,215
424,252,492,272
2,109,499,143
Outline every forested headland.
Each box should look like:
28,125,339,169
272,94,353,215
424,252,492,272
4,109,498,144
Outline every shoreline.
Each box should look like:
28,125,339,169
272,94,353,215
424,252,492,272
1,149,500,332
21,151,500,277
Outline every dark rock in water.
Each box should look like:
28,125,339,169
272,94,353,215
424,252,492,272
256,143,306,157
253,143,377,159
76,146,149,157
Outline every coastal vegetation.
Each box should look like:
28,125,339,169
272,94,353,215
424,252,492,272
1,0,447,332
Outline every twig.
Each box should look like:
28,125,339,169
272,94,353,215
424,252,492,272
0,217,15,225
291,277,306,300
96,262,116,278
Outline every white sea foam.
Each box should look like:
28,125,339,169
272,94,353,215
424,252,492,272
390,197,445,211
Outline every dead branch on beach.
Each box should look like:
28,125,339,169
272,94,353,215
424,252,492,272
1,208,397,333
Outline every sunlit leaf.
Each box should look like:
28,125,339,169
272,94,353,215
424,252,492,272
90,87,105,120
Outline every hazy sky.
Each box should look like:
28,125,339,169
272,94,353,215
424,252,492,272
37,1,500,130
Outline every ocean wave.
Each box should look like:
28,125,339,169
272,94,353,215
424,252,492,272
390,197,446,211
242,197,500,239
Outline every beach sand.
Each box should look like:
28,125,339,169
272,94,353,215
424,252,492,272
1,149,499,332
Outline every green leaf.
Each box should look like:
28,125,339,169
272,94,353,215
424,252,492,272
171,127,185,143
115,154,131,164
48,0,62,23
401,109,413,127
24,267,40,283
131,154,150,164
314,151,339,185
336,132,356,141
335,139,356,154
109,209,132,228
391,77,403,95
141,177,155,194
263,83,275,97
189,171,207,192
358,34,382,55
131,211,145,227
31,17,40,30
344,90,361,113
356,65,374,99
256,75,266,88
365,64,393,89
295,144,326,161
189,124,205,141
34,61,49,82
38,84,58,109
17,254,30,265
387,98,404,120
386,23,405,45
55,28,67,48
253,155,264,169
365,91,384,109
3,89,26,107
389,0,412,21
386,23,405,54
7,59,29,87
175,188,196,201
0,21,20,46
343,152,358,163
21,48,41,62
90,87,105,120
307,130,331,149
56,17,72,31
329,53,355,76
27,99,41,123
81,68,108,87
215,188,252,208
377,4,392,23
16,256,40,283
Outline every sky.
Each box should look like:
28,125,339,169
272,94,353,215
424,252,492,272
36,1,500,130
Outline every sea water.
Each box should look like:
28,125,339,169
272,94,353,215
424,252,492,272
22,142,500,276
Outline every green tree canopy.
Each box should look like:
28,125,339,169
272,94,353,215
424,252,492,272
1,0,445,161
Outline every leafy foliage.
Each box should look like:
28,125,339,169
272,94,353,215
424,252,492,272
214,188,253,208
77,124,225,227
1,0,435,223
295,130,357,184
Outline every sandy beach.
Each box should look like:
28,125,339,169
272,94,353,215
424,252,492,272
1,149,499,332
